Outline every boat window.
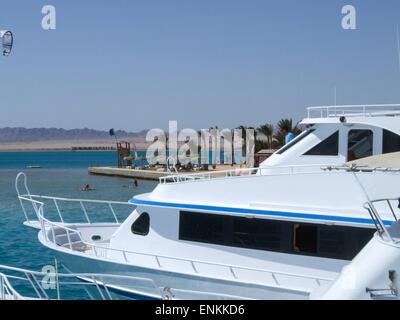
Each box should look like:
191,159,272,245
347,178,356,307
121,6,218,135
276,129,315,155
347,130,373,161
383,129,400,154
180,211,283,250
233,217,281,250
131,212,150,236
318,228,346,258
179,211,375,260
179,212,225,245
303,131,339,156
293,224,317,253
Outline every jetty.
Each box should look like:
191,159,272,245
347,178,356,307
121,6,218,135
88,167,173,180
88,164,246,181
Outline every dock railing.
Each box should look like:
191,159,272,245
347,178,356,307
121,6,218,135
306,104,400,119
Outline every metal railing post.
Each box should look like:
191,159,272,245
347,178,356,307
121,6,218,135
80,201,91,224
0,277,5,300
65,229,73,250
108,203,119,224
53,199,64,223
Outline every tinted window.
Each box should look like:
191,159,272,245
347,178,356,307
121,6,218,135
233,217,281,250
179,212,225,245
180,212,283,251
293,224,317,253
383,129,400,154
303,131,339,156
131,212,150,236
179,211,375,260
318,228,346,258
276,129,315,155
348,130,373,161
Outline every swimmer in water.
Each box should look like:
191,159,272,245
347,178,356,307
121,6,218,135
81,184,93,192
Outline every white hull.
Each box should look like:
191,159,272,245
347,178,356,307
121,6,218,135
53,248,310,300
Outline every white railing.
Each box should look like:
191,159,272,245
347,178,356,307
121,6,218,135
364,197,400,244
0,264,160,300
307,104,400,119
321,164,400,173
16,172,133,226
159,164,352,184
0,272,23,300
160,167,260,184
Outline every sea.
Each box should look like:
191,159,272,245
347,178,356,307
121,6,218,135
0,151,158,299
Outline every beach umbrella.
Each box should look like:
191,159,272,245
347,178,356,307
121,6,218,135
0,30,13,56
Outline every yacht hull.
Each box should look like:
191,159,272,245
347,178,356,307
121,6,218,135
55,250,310,300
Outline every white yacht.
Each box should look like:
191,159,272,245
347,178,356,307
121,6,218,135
16,104,400,300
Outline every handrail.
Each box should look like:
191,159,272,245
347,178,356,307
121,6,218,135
159,164,336,184
307,104,400,119
23,194,132,206
16,172,134,226
0,272,24,300
18,193,133,226
0,264,160,300
363,197,400,243
158,163,399,185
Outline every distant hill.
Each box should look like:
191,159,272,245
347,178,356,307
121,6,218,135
0,127,148,142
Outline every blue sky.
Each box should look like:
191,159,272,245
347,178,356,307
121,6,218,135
1,0,400,131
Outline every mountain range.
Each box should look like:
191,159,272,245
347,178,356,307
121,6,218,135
0,127,148,142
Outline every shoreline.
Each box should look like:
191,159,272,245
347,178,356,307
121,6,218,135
0,139,150,152
0,149,118,152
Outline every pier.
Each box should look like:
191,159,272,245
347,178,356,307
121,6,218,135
88,164,245,181
88,167,172,180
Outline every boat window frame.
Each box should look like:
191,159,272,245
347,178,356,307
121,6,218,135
275,128,315,155
347,129,374,161
382,129,400,154
131,212,150,236
302,131,339,156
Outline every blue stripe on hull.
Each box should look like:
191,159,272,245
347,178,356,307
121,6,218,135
130,197,392,226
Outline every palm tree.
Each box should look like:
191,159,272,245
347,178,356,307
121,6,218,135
257,123,274,150
277,119,294,132
274,118,302,148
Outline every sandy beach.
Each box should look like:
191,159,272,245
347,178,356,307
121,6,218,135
0,139,151,152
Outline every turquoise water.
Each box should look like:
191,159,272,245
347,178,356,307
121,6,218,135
0,152,157,299
0,151,149,169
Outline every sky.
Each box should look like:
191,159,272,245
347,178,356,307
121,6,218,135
0,0,400,131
